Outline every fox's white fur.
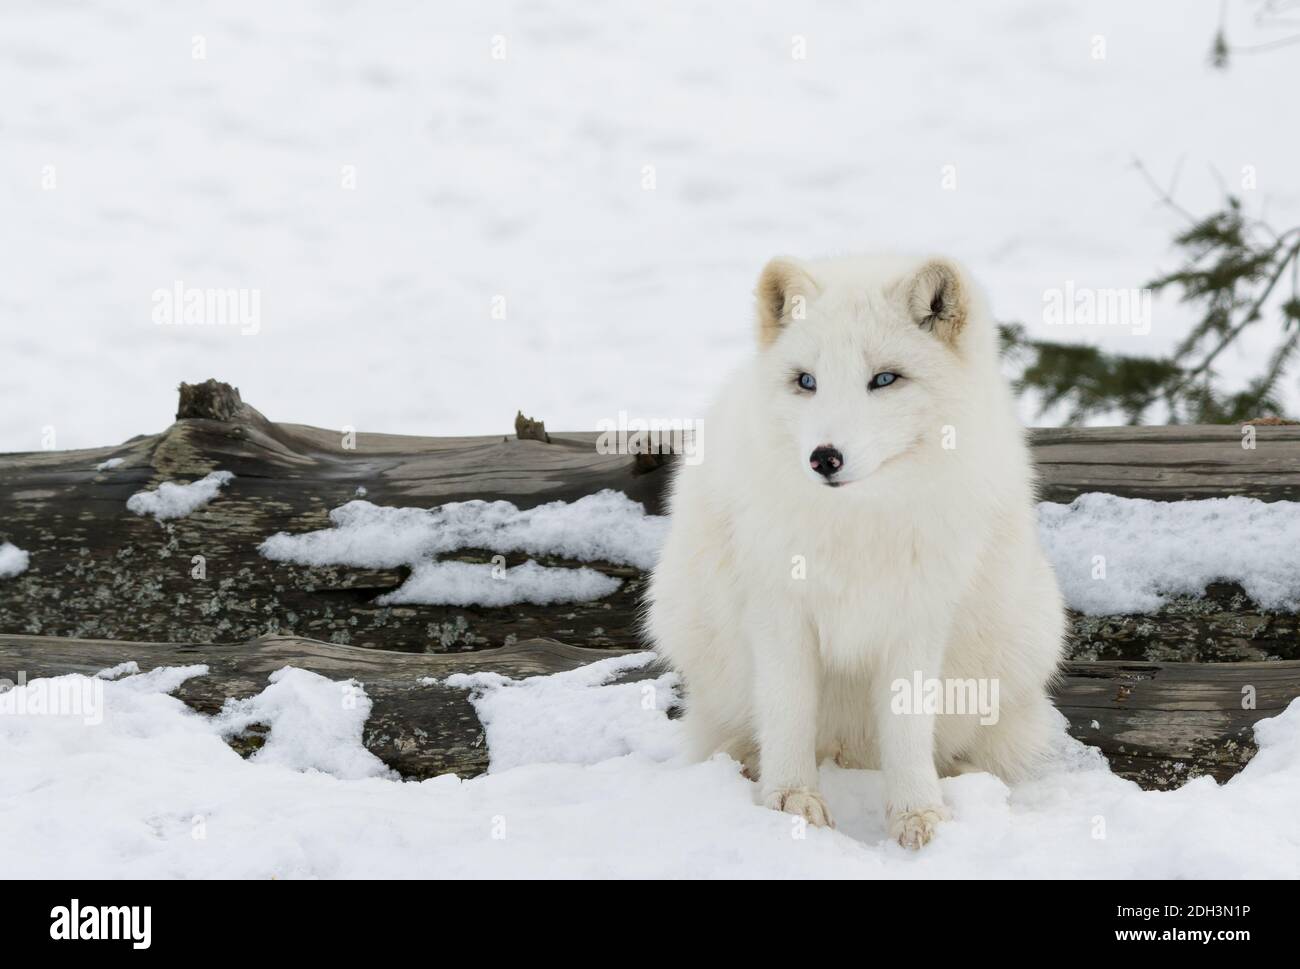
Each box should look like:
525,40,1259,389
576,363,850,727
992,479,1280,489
645,253,1065,848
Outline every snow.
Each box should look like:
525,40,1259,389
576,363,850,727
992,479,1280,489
96,457,125,471
260,489,666,605
3,1,1299,452
1040,493,1300,615
262,489,665,570
445,652,676,770
212,667,395,781
95,661,141,680
379,559,621,607
126,470,234,521
260,487,1300,614
1,656,1296,878
0,542,31,579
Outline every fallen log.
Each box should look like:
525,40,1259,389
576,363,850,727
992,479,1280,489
1,632,1291,789
0,632,628,779
2,381,1299,659
2,381,1299,788
0,382,661,652
1030,423,1300,503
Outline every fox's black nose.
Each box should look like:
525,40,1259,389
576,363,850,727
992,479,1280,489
809,446,843,478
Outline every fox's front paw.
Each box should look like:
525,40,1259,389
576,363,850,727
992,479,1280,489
765,787,834,828
888,805,950,849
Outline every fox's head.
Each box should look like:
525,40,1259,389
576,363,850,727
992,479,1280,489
753,254,995,489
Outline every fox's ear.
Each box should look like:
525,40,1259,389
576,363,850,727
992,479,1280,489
756,257,818,348
896,258,969,345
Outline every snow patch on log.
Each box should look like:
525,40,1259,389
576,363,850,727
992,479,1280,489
261,489,666,570
259,489,667,606
0,542,30,579
213,666,394,781
1041,493,1300,615
445,652,673,770
126,470,234,521
379,559,621,607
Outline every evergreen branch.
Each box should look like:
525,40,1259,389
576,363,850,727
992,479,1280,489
1166,234,1300,393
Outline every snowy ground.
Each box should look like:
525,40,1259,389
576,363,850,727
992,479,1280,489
4,1,1300,451
1,655,1297,878
5,481,1300,876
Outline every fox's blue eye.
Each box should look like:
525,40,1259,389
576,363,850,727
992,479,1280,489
797,372,817,392
869,372,900,390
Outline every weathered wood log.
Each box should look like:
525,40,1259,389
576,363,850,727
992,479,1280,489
0,632,631,779
1029,424,1300,503
2,384,1298,789
2,381,1299,659
1052,659,1294,787
0,385,662,651
1,632,1292,788
1070,581,1300,663
514,410,551,444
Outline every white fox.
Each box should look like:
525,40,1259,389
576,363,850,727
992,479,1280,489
646,254,1065,848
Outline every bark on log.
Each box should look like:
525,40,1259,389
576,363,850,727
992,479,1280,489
1,632,1291,789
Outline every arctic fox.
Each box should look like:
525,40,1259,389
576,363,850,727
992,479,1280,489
646,254,1064,848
